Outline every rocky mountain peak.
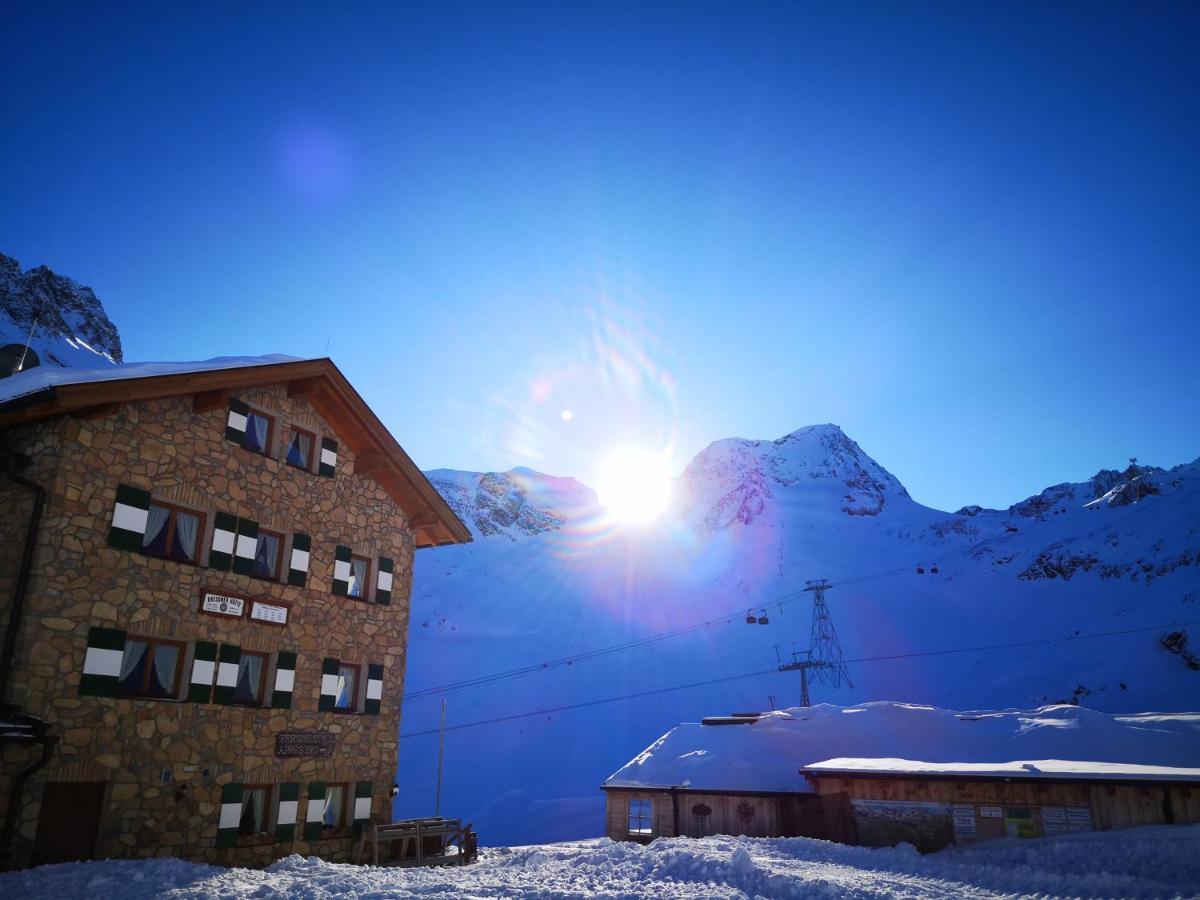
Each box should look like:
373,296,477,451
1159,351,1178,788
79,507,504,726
425,467,598,539
679,423,910,530
0,252,123,367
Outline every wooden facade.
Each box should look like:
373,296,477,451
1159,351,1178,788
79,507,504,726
602,787,856,844
804,770,1200,852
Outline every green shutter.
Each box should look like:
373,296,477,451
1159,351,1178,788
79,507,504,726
353,781,373,828
212,643,241,705
287,533,311,587
209,511,238,571
217,783,244,848
331,545,351,596
232,517,259,576
375,557,394,605
304,782,327,840
276,782,300,842
107,484,151,552
318,657,339,711
271,650,297,709
318,437,337,478
364,663,384,716
187,640,218,702
79,626,127,696
226,398,249,444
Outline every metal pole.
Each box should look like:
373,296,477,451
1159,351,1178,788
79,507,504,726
434,697,446,816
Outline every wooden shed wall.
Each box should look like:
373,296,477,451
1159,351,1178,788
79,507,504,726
604,789,856,843
807,774,1200,848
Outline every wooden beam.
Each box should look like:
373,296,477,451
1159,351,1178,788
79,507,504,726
354,450,388,475
71,402,120,420
192,388,231,413
287,377,323,399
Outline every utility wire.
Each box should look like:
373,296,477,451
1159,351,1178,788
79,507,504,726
399,618,1199,738
402,527,1011,703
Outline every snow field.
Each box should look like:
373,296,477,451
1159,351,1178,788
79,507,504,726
2,824,1197,899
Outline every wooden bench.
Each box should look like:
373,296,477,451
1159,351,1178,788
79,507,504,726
354,817,478,867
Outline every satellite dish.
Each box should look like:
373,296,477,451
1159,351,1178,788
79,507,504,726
0,344,40,377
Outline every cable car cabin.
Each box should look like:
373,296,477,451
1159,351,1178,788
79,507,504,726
916,566,925,574
746,612,757,624
931,564,939,574
758,615,769,625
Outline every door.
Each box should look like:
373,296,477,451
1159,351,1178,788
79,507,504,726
31,782,106,865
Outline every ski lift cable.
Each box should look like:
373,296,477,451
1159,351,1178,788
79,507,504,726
398,618,1200,739
401,519,1113,703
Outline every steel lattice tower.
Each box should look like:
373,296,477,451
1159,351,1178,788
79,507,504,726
778,579,852,705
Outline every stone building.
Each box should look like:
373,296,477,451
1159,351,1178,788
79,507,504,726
0,356,470,869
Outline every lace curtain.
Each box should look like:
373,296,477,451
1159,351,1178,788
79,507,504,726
175,511,199,560
142,506,169,549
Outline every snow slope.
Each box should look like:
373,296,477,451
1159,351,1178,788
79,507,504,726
0,252,122,368
399,425,1200,845
2,827,1198,898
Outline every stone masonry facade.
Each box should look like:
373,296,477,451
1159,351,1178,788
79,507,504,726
0,381,423,868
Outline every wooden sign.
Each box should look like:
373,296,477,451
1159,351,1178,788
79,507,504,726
275,731,336,758
249,600,289,625
201,592,244,617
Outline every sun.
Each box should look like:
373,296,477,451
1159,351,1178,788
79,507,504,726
595,447,674,524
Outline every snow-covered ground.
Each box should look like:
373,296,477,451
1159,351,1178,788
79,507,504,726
3,826,1197,898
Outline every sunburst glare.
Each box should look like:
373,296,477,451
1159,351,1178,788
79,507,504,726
596,447,674,524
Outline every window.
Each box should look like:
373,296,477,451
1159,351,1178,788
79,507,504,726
251,528,284,580
142,501,205,564
239,785,271,838
285,427,315,471
628,798,653,836
233,650,269,705
243,408,274,456
117,636,185,698
348,555,370,599
334,663,359,711
322,783,348,829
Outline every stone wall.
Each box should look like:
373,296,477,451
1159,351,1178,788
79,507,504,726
0,382,422,867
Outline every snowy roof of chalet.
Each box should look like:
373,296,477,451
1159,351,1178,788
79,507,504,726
0,354,472,547
804,757,1200,783
0,354,304,406
603,702,1200,794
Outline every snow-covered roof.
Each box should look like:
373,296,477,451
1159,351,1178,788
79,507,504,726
603,702,1200,793
0,354,304,406
804,757,1200,783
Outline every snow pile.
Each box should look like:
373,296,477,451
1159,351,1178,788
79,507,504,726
2,827,1198,898
605,702,1200,792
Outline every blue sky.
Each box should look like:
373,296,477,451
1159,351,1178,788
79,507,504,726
2,2,1197,510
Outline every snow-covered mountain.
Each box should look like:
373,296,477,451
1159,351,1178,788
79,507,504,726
0,252,122,369
398,425,1200,845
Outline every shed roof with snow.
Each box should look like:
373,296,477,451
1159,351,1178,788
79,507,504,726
603,702,1200,794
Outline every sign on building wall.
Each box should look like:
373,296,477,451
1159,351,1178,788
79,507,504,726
275,731,336,758
201,592,244,617
951,804,976,839
249,601,289,625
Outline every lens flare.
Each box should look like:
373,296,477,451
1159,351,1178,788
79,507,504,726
596,448,674,524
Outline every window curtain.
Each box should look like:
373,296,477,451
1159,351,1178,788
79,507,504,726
235,655,263,703
247,413,268,451
142,505,169,549
240,789,265,835
175,511,199,561
349,558,367,597
336,668,355,708
287,432,310,467
151,644,178,696
119,640,147,684
253,533,279,577
324,786,343,826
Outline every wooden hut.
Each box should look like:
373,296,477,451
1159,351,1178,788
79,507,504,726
803,758,1200,852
